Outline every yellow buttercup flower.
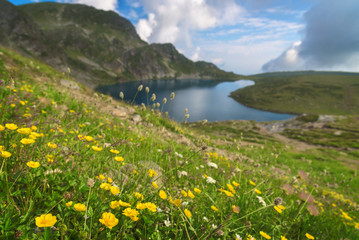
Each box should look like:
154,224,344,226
122,208,139,221
260,231,271,239
232,205,240,214
188,190,195,199
84,136,93,142
181,190,187,197
254,188,262,194
1,151,11,158
148,169,157,177
281,236,288,240
145,202,157,212
134,192,144,200
74,203,86,212
173,199,182,207
17,128,32,134
232,181,240,187
115,156,124,162
20,138,35,145
31,126,37,131
110,201,120,209
184,209,192,218
0,125,5,131
249,180,256,186
47,142,57,148
136,202,147,210
118,200,131,207
35,214,57,227
211,205,219,211
26,161,40,168
305,233,315,239
99,174,106,180
92,146,103,152
107,177,113,183
100,183,111,190
99,212,119,229
159,190,167,199
227,184,236,194
194,188,201,193
110,149,119,154
152,182,158,189
110,186,120,195
5,123,18,130
66,201,73,207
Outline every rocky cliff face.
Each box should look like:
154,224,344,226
0,1,239,87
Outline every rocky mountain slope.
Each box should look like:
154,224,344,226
0,0,239,88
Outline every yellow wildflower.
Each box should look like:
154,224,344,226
122,208,139,221
194,188,201,194
47,142,57,148
305,233,315,239
232,205,240,214
148,169,157,177
17,128,32,134
259,231,271,239
188,190,195,199
20,138,35,145
84,136,93,141
91,146,103,152
35,214,57,227
184,209,192,218
281,236,288,240
107,177,113,183
146,202,157,212
232,181,240,187
115,156,124,162
254,188,262,194
100,183,111,190
181,190,188,197
118,200,131,207
0,125,5,131
249,180,256,186
211,205,219,211
31,126,37,131
66,201,73,207
5,123,18,130
136,202,147,210
110,149,119,154
110,201,120,209
99,174,106,180
99,212,118,229
227,184,236,194
74,203,86,212
26,161,40,168
173,199,182,207
1,151,11,158
110,186,120,195
159,190,167,199
152,182,158,189
134,192,144,200
274,206,282,214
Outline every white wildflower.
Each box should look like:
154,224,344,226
203,216,209,222
212,224,217,229
206,177,216,184
157,207,163,213
256,196,267,207
157,149,163,153
164,219,171,227
174,152,183,158
200,165,204,168
235,234,242,240
182,201,189,206
207,161,218,169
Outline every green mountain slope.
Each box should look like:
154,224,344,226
0,45,358,239
0,1,239,88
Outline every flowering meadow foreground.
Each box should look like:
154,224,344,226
0,47,358,239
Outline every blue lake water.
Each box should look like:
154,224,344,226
96,79,295,122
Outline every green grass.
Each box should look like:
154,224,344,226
231,73,359,115
0,46,358,239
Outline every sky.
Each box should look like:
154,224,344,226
8,0,359,75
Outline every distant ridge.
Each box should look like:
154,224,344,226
0,1,240,88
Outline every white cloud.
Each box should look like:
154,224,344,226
59,0,118,11
191,46,201,61
136,0,244,46
211,57,223,65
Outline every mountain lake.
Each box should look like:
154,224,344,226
96,79,295,122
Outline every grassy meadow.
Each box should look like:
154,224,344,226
0,47,358,239
230,72,359,115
